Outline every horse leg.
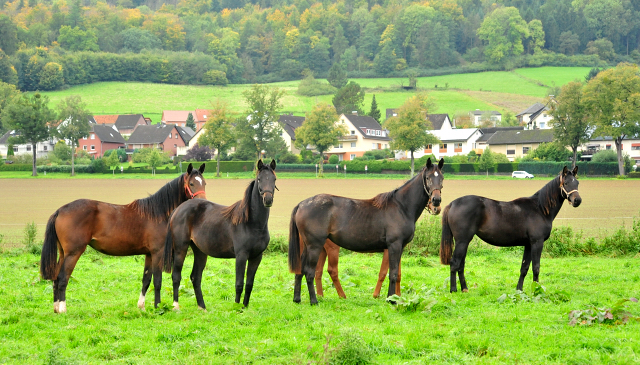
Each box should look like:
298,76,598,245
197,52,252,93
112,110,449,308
373,250,389,298
396,260,402,296
314,247,327,297
138,255,153,309
516,245,532,291
234,252,249,304
293,274,303,303
303,245,323,305
386,243,403,299
242,253,264,307
55,248,86,313
458,255,468,293
449,240,470,293
171,245,189,311
325,243,345,299
189,244,209,310
531,240,544,285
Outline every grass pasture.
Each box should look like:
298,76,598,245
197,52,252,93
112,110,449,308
39,67,592,123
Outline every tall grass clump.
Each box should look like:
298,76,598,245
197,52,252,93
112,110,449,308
545,219,640,257
266,234,288,254
329,330,373,365
23,221,41,255
407,214,441,256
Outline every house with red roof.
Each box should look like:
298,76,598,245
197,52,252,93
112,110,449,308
77,124,126,157
126,124,195,157
94,114,148,137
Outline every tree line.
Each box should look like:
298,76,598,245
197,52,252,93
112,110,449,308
2,0,640,90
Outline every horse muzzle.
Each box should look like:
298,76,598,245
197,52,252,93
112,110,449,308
427,194,442,215
262,192,273,207
570,193,582,207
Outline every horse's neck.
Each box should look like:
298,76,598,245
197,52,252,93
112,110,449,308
249,182,270,228
544,181,566,221
395,173,429,222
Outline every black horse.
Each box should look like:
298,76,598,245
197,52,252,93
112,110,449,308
289,158,445,305
440,166,582,293
164,159,277,310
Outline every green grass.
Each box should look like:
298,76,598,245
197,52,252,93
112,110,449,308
40,67,591,123
0,249,638,364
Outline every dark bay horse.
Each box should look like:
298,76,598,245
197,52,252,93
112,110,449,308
314,241,401,299
164,159,276,310
40,163,206,313
440,166,582,293
289,158,444,305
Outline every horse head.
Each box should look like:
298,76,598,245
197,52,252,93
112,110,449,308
256,159,277,207
424,158,445,215
184,163,207,200
560,165,581,207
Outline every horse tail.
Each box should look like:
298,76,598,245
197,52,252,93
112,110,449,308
440,204,453,265
288,204,302,274
163,219,174,274
40,211,60,280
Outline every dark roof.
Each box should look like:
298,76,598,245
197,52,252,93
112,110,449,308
476,127,524,142
175,126,195,144
115,114,145,130
470,110,501,116
528,106,550,123
486,129,554,145
92,125,125,143
127,124,176,144
427,114,450,130
517,103,546,117
343,114,391,141
0,130,17,144
386,108,398,119
278,115,306,140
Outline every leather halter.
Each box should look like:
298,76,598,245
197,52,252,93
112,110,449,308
184,173,205,199
560,176,578,200
422,169,441,213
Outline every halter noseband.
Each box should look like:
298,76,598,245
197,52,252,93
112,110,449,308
422,169,441,214
257,169,277,197
184,173,205,199
560,176,578,200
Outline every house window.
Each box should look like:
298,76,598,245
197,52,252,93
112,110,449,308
351,130,355,135
454,142,463,152
507,149,515,155
335,143,343,148
350,154,356,160
351,142,356,148
27,145,31,151
338,155,343,161
372,143,377,149
90,134,95,139
439,143,447,151
375,130,381,136
91,145,95,150
606,144,611,150
384,144,387,149
82,136,87,140
174,144,177,148
43,145,47,151
83,145,87,150
175,133,178,138
12,146,18,153
632,144,640,150
169,134,172,139
523,147,530,154
424,144,432,153
539,122,546,129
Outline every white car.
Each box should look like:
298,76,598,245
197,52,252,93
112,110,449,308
512,171,534,179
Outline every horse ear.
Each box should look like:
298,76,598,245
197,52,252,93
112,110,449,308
426,157,433,169
257,159,264,170
270,159,276,170
562,166,568,176
438,158,444,170
187,163,193,174
572,165,578,176
198,163,205,174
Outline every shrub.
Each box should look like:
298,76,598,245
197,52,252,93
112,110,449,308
23,221,40,255
328,155,339,164
329,331,373,365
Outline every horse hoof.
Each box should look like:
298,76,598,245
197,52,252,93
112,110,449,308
293,299,301,304
172,302,180,311
57,301,67,313
198,306,207,312
137,294,145,309
54,301,59,313
462,289,469,293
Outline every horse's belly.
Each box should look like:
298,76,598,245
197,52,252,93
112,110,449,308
89,238,148,256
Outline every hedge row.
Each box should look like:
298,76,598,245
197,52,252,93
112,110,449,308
180,160,256,173
518,161,620,176
0,164,32,171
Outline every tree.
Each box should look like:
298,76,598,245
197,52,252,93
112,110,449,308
198,103,236,177
0,50,18,86
477,7,529,64
147,148,163,175
558,31,580,55
186,113,196,130
53,140,72,161
57,26,100,52
527,19,545,54
327,62,348,89
120,28,162,53
0,82,20,134
584,38,615,61
549,82,592,168
56,95,91,176
184,144,213,162
240,84,285,161
332,81,365,115
294,103,346,176
583,63,640,176
105,149,120,175
385,94,440,176
368,95,381,123
374,43,396,75
0,15,18,56
1,93,55,176
525,142,572,162
478,147,496,176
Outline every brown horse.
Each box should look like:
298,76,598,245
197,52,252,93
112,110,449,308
314,242,401,299
289,158,444,305
440,166,582,293
40,163,206,313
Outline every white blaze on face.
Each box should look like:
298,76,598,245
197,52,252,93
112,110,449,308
434,172,439,177
195,176,202,185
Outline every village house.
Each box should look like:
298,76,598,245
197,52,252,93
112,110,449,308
385,109,453,130
77,124,126,158
578,136,640,165
161,110,196,128
469,109,502,126
517,102,553,130
0,130,57,158
397,128,482,160
127,124,194,157
325,113,391,161
485,129,554,161
278,114,305,154
474,126,525,154
94,114,149,137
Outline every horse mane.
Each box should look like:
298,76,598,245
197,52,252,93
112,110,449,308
127,174,186,222
370,166,425,209
533,174,563,215
222,180,255,225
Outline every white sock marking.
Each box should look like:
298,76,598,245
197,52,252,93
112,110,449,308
137,293,145,309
